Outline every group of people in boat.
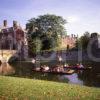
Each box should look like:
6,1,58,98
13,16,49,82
34,63,84,72
51,65,65,72
32,55,84,73
63,63,84,69
40,65,50,71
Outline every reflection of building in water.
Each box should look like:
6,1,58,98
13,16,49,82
0,63,15,75
0,20,28,59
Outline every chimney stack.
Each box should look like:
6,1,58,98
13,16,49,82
13,20,17,28
3,20,7,27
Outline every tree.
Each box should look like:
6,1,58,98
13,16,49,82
26,14,67,53
26,14,66,37
75,32,90,49
28,37,42,56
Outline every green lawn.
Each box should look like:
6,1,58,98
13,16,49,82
0,76,100,100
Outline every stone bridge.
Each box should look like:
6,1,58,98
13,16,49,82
0,50,17,62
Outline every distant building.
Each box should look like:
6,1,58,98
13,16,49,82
0,20,28,59
61,34,77,49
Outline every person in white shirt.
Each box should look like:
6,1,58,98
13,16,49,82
32,58,36,64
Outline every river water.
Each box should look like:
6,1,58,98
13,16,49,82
0,61,100,87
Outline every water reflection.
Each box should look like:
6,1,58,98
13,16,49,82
60,73,83,85
0,63,15,75
0,62,100,87
32,72,69,83
77,70,100,87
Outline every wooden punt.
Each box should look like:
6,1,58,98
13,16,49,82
65,67,92,70
32,69,75,75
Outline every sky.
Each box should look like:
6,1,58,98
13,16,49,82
0,0,100,36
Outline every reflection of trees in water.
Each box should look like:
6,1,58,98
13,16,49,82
31,72,69,83
10,62,34,78
77,70,93,86
77,66,100,87
0,63,15,75
90,62,100,73
89,62,100,87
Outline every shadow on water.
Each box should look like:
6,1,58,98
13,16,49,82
77,62,100,87
0,61,100,87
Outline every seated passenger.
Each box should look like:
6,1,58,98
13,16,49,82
53,65,60,72
79,63,84,68
76,63,84,68
63,63,69,71
60,65,64,72
56,67,60,72
35,67,40,71
32,58,36,64
40,66,44,71
45,65,49,71
64,63,67,68
76,64,80,68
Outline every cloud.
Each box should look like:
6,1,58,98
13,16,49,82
67,16,80,23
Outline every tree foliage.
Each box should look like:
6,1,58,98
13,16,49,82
26,14,67,53
75,32,99,50
26,14,66,37
76,32,90,49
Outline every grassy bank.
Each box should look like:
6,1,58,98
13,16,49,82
0,76,100,100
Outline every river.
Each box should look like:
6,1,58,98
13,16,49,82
0,61,100,87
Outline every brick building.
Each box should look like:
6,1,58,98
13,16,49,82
61,34,77,49
0,20,28,59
